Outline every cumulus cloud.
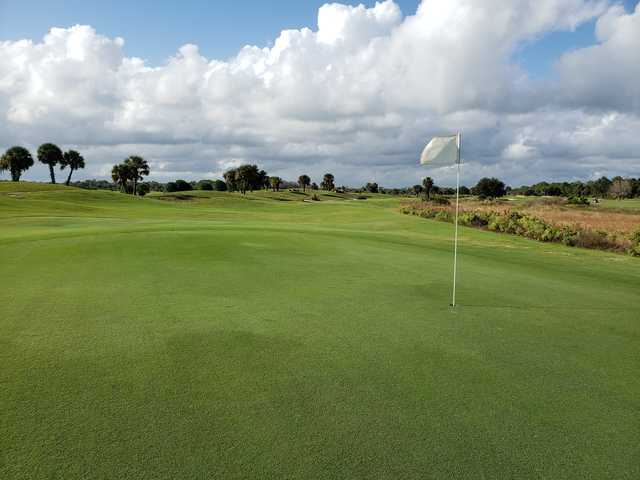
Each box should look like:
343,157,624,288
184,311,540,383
555,2,640,112
0,0,638,186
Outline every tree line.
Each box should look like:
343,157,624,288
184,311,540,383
510,176,640,199
98,163,337,196
220,165,335,194
6,147,636,202
1,144,85,184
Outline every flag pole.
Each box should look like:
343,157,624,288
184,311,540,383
451,132,461,307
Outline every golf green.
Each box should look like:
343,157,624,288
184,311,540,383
1,184,638,479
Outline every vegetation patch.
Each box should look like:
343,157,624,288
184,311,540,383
401,200,640,255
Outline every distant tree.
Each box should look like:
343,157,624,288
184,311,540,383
631,178,640,198
593,176,612,198
298,174,311,192
60,150,85,185
609,177,633,199
422,177,434,200
311,182,319,191
235,164,261,194
71,179,116,191
143,181,164,192
320,173,335,191
174,179,192,192
213,179,227,191
269,176,282,192
111,164,131,193
197,180,214,190
137,183,151,196
474,177,506,199
165,182,178,193
258,169,269,190
364,182,379,193
223,169,238,192
459,186,471,195
123,156,149,195
37,143,63,184
0,146,34,181
412,185,423,197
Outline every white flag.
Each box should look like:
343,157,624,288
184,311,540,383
420,135,459,166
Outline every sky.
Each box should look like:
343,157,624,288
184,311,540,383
1,0,639,186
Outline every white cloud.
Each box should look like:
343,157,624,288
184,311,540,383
0,0,638,187
555,3,640,112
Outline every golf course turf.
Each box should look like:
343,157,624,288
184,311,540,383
1,183,639,479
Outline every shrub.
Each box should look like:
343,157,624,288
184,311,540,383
137,183,151,196
630,229,640,256
312,194,320,201
430,196,450,205
434,210,450,221
460,211,489,227
568,230,621,251
401,200,636,255
567,195,589,206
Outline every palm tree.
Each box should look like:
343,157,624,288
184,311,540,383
224,169,238,192
111,164,131,193
60,150,85,185
123,156,150,195
298,174,311,192
422,177,434,200
269,176,282,192
321,173,335,191
37,143,63,184
1,146,34,181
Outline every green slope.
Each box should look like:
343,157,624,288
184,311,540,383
1,183,639,479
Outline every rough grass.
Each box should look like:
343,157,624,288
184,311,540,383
403,197,640,254
1,183,639,479
478,198,640,236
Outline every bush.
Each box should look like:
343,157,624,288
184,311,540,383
567,195,589,206
137,183,150,196
312,194,320,201
429,196,450,205
401,201,634,255
630,229,640,256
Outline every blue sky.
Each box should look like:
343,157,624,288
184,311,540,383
1,0,637,75
1,0,639,185
0,0,418,61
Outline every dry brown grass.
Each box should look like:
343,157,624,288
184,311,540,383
457,199,640,236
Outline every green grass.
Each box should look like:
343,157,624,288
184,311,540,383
1,182,639,479
597,197,640,212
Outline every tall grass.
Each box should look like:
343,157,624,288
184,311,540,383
401,199,640,255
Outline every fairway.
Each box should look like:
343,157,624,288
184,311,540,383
1,184,639,479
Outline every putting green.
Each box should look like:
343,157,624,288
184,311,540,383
1,183,638,479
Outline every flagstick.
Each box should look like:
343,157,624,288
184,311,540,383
452,132,461,307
